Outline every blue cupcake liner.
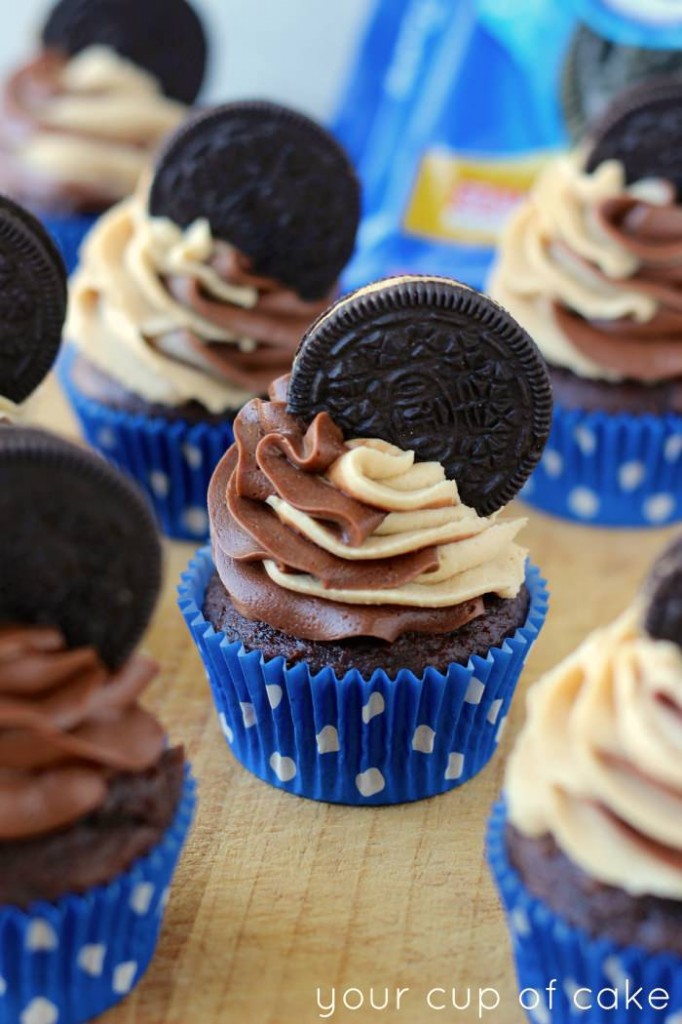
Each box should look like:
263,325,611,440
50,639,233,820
488,801,682,1023
519,402,682,527
0,767,195,1024
40,212,99,276
59,346,235,541
178,547,548,805
569,0,682,49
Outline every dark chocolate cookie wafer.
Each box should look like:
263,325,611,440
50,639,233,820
287,276,553,516
642,534,682,646
148,102,360,300
42,0,207,104
0,426,161,668
0,195,66,403
585,75,682,192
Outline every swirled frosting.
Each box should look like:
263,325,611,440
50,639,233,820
0,624,166,840
67,193,334,411
208,378,527,641
489,152,682,383
506,607,682,899
0,46,186,213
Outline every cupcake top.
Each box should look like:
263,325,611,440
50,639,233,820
489,77,682,386
0,0,206,214
67,101,361,413
208,276,552,643
505,536,682,900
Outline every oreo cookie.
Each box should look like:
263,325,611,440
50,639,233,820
642,535,682,647
585,75,682,193
0,195,66,403
148,101,361,300
0,426,161,668
42,0,207,104
287,276,553,516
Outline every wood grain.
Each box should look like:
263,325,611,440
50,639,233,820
27,375,678,1024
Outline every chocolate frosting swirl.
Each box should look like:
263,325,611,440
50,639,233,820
208,378,527,642
0,625,165,839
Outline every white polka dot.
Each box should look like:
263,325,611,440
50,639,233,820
664,434,682,462
158,887,171,914
618,460,645,492
26,919,58,951
603,955,629,992
270,752,297,782
355,768,385,798
78,944,106,977
574,425,596,455
643,493,675,524
542,449,563,478
266,684,283,710
445,752,465,780
149,470,170,498
316,725,339,754
411,725,436,753
464,677,485,705
361,692,384,723
112,961,138,995
496,716,508,743
519,477,535,497
563,978,581,1010
0,976,6,996
20,997,58,1024
511,907,530,936
487,699,503,725
665,1012,682,1024
529,997,551,1024
240,702,257,728
182,507,209,537
182,443,203,470
218,712,233,744
97,427,116,450
568,486,599,520
130,882,155,915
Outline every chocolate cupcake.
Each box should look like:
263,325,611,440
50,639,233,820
488,532,682,1023
0,0,207,270
62,100,361,540
179,275,550,804
489,76,682,526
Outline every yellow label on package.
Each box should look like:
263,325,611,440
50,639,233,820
403,149,550,247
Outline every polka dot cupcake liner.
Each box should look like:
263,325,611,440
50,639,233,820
59,347,235,541
487,801,682,1024
519,402,682,528
0,768,195,1024
40,212,99,275
178,547,548,806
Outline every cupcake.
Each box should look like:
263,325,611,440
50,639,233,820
179,275,550,805
62,100,361,540
488,533,682,1023
0,0,207,271
489,76,682,527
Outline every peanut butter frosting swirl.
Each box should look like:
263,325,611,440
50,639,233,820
0,625,165,840
209,378,527,642
67,192,333,411
0,46,187,213
506,607,682,899
489,152,682,384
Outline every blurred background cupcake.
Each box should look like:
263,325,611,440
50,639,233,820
61,100,361,540
179,276,550,805
489,77,682,528
488,533,682,1023
0,0,207,272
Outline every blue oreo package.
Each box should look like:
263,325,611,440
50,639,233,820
336,0,574,291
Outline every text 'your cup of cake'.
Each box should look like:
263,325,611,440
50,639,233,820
179,275,551,805
490,76,682,527
63,100,361,540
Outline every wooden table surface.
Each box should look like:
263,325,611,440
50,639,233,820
27,375,678,1024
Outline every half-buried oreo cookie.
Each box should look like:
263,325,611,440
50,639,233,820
0,426,161,668
148,101,361,300
0,195,66,403
287,276,553,516
585,75,682,193
642,534,682,646
41,0,207,104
